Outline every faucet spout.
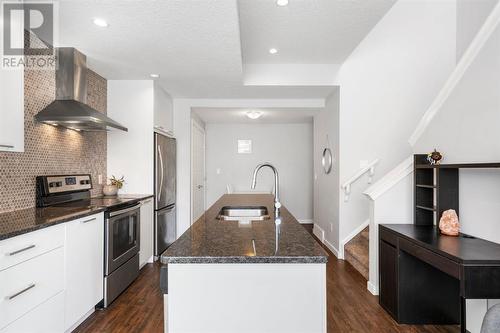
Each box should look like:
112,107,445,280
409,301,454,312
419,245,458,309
251,163,281,213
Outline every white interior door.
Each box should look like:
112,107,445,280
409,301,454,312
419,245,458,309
191,121,206,223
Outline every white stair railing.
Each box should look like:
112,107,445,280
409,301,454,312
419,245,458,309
363,156,414,295
341,159,379,202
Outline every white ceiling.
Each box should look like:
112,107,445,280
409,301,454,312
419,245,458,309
57,0,394,98
193,107,320,124
239,0,396,64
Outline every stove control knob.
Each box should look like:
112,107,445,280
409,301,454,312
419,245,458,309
80,180,86,185
56,181,62,187
49,182,55,188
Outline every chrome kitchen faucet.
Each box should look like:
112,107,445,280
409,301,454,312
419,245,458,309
251,163,281,217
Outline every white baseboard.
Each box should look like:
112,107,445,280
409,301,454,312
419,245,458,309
298,219,314,224
324,239,340,259
367,280,379,296
340,219,370,259
313,224,340,259
313,224,325,242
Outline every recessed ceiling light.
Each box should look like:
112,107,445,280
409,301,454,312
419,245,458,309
246,111,263,120
150,74,160,78
269,48,278,55
276,0,289,6
93,18,108,28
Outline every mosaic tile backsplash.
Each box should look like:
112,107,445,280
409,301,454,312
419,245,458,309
0,68,108,213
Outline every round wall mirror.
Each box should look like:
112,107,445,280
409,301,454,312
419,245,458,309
322,148,333,174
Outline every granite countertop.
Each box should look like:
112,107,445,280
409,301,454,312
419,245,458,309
161,194,328,264
0,194,153,241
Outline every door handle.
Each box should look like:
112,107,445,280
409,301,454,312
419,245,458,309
6,244,36,256
0,144,14,148
197,185,203,189
158,145,164,201
6,283,36,300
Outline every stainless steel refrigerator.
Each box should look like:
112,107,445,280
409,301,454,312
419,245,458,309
154,133,177,256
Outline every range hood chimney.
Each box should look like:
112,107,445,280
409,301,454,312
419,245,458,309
35,48,128,132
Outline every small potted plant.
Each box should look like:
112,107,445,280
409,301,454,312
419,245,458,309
103,175,125,196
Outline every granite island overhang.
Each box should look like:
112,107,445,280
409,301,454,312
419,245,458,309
160,194,328,333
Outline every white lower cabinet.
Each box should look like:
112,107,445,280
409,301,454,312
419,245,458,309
64,214,104,331
1,292,65,333
0,247,65,330
0,213,105,333
140,198,154,267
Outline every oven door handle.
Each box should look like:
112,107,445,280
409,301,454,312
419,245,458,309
109,203,141,217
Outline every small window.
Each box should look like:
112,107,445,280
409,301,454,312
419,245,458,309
237,139,252,154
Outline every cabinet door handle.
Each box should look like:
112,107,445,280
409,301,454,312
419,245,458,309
6,283,36,300
141,199,152,205
82,217,96,224
0,144,14,148
7,244,36,256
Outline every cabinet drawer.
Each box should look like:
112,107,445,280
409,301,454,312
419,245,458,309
0,292,64,333
399,238,459,279
0,247,65,329
379,227,398,247
0,225,64,271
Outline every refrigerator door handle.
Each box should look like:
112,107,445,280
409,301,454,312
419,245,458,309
157,144,164,202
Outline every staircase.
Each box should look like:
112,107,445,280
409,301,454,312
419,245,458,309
344,227,369,280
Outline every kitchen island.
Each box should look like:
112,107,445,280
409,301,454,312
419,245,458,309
160,194,328,333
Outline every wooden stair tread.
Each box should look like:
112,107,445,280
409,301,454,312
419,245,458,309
344,226,369,280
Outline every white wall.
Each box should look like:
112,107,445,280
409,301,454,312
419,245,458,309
336,0,457,246
313,90,340,252
456,0,499,61
107,80,155,194
205,122,313,221
173,99,325,237
413,18,500,333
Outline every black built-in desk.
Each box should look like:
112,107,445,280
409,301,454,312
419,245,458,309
379,224,500,333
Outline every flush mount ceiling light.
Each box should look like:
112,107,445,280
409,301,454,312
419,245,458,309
246,111,263,120
93,18,108,28
276,0,289,6
150,74,160,78
269,48,278,55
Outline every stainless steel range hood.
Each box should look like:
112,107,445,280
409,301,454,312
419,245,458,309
35,48,127,132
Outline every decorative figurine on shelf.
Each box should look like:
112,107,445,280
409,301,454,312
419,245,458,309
102,175,125,196
427,149,443,165
439,209,460,236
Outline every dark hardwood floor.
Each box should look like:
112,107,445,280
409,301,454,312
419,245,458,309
76,230,459,333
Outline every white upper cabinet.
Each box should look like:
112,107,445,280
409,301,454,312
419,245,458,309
153,82,174,136
0,13,24,153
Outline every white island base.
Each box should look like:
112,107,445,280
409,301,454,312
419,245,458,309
164,263,327,333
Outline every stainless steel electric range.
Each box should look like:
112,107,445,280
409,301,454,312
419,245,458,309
36,174,141,308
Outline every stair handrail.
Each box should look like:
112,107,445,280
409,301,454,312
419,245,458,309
363,156,413,201
341,159,379,202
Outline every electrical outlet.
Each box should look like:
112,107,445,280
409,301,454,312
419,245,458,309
98,174,103,185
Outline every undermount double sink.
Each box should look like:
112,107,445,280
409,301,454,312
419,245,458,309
217,206,270,221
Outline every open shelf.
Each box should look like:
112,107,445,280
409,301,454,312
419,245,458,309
416,205,436,212
416,184,436,189
415,162,500,169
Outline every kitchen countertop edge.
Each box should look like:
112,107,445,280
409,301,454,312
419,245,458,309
0,194,154,241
